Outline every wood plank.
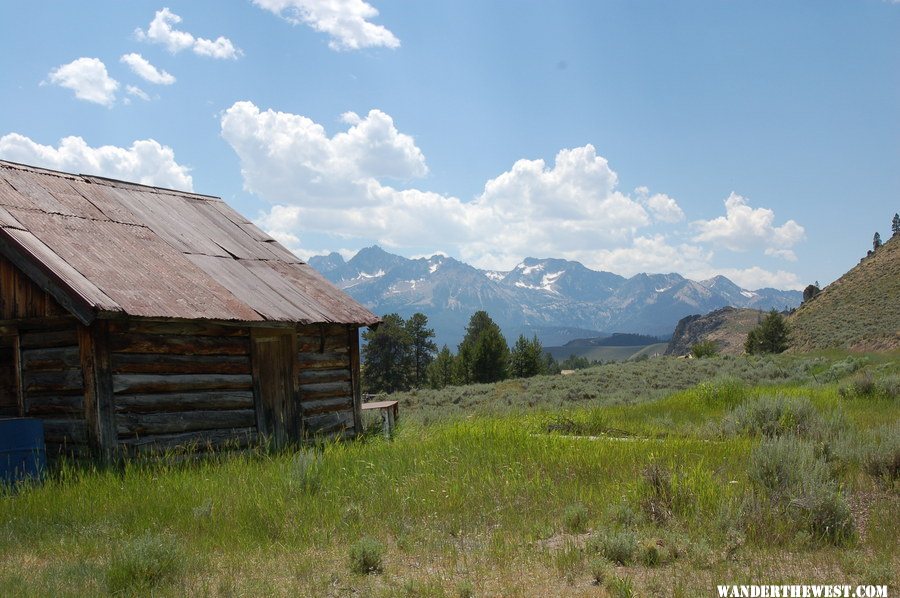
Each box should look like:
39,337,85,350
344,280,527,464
22,394,83,416
300,381,352,401
111,353,251,375
112,373,252,394
108,320,249,337
296,332,351,353
298,368,351,384
300,396,352,416
109,333,250,355
23,369,83,393
13,333,24,416
117,409,256,437
21,346,80,370
20,328,78,349
297,352,349,369
42,418,88,445
304,411,353,436
115,390,255,414
249,329,296,447
119,426,258,453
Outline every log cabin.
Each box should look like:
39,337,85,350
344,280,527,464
0,159,380,459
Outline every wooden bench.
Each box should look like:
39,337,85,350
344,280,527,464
361,400,399,438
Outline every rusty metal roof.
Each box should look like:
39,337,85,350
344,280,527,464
0,160,380,326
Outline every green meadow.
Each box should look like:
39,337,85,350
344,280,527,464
1,352,898,597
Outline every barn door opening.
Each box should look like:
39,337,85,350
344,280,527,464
250,329,298,448
0,334,21,417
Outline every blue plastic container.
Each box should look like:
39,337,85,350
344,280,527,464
0,418,46,485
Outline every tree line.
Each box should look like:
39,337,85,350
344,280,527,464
361,310,560,393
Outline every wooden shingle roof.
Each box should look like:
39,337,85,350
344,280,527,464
0,160,380,327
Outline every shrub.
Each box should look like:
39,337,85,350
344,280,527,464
290,448,323,493
861,423,900,486
747,437,855,546
589,556,613,585
691,340,718,358
349,537,384,574
594,530,637,565
640,538,664,566
563,503,589,534
748,435,830,499
456,580,475,598
640,462,673,524
722,395,833,441
107,533,186,594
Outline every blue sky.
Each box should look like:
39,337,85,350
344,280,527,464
1,1,897,290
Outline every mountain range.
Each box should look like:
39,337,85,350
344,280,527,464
310,246,802,348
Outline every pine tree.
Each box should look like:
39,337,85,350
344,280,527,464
361,313,412,393
509,334,545,378
892,213,900,237
426,345,456,389
405,312,437,388
744,309,790,354
873,231,882,251
457,311,509,383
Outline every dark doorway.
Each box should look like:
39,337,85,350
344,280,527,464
0,335,19,416
250,330,298,447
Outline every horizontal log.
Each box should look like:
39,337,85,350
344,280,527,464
304,410,353,436
297,352,349,369
19,329,78,349
21,346,80,370
110,333,250,356
117,409,256,437
298,368,351,384
108,320,249,337
111,353,251,375
118,427,258,453
115,390,255,414
24,394,83,416
297,323,348,338
112,373,252,394
42,418,88,445
296,334,350,354
301,396,352,416
300,381,352,401
23,369,83,394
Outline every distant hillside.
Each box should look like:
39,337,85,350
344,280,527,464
665,307,765,356
546,343,669,363
789,235,900,352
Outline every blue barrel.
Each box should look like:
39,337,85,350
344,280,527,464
0,418,46,485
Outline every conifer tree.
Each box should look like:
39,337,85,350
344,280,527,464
361,313,412,393
457,311,509,383
873,231,882,251
405,312,437,388
509,334,545,378
892,213,900,237
744,309,790,354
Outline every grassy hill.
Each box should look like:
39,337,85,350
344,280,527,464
790,235,900,352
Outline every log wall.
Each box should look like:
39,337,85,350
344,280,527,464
18,323,87,456
297,323,358,437
107,321,257,452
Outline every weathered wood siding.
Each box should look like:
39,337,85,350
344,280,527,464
297,323,358,437
108,321,257,452
0,339,17,416
0,253,68,320
18,324,87,456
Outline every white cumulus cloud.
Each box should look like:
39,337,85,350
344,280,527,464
220,102,804,289
120,53,175,85
135,8,241,59
252,0,400,50
125,85,150,102
0,133,192,191
693,192,805,260
46,57,119,107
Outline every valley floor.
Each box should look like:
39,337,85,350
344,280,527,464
1,352,898,597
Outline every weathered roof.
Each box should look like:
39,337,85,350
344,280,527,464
0,160,380,326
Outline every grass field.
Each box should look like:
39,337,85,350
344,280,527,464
1,352,898,597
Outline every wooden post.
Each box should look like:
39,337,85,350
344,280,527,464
349,326,362,436
13,332,24,417
79,321,117,461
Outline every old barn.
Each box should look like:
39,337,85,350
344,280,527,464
0,160,380,459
